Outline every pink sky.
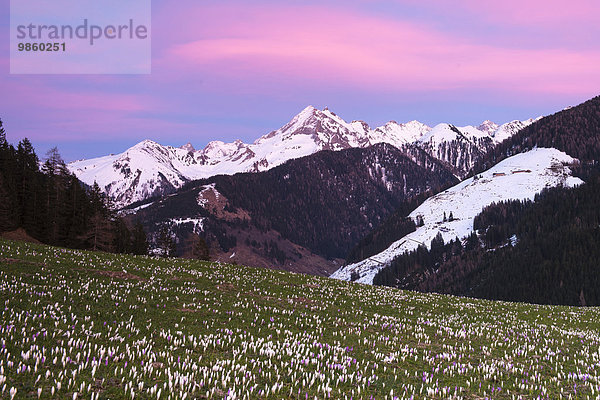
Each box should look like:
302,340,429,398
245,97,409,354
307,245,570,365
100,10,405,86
1,0,599,160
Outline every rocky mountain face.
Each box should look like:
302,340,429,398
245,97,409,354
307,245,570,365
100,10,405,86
68,106,536,208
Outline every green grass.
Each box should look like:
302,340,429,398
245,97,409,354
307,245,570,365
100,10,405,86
1,239,600,399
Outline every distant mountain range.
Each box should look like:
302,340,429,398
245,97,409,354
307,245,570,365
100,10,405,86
68,106,537,207
130,143,459,275
36,93,600,306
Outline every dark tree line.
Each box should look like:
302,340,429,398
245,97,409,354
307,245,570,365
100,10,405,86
0,119,148,255
345,185,459,265
374,170,600,306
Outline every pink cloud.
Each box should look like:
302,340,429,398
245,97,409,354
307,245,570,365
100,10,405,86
162,4,600,96
2,78,148,112
437,0,600,25
0,78,178,143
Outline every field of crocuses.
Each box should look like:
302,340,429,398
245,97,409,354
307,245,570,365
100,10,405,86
1,239,600,399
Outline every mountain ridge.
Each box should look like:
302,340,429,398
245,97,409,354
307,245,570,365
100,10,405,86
131,143,459,274
68,106,536,207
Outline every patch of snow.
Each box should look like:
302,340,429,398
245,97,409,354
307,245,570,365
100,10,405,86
331,148,583,284
197,183,218,208
169,217,205,233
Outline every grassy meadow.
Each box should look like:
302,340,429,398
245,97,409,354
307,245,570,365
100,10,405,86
1,239,599,399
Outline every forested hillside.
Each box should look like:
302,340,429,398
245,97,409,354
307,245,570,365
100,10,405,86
0,120,148,254
133,143,459,271
373,171,600,306
475,95,600,173
344,192,434,265
209,144,458,258
353,96,600,305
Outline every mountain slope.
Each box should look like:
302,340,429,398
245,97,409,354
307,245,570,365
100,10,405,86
331,148,582,284
131,143,459,274
417,120,537,174
69,106,534,207
475,95,600,172
372,172,600,306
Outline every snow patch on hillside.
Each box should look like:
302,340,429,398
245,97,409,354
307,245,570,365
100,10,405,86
170,217,205,234
331,148,583,284
197,184,218,208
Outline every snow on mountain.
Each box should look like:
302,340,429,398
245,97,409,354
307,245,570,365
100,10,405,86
492,118,539,143
369,120,431,146
68,106,536,207
477,120,500,136
415,119,538,174
180,142,195,153
331,148,583,284
69,140,194,207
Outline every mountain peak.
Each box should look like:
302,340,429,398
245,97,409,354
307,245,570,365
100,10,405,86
132,139,160,150
68,105,535,208
478,120,499,135
299,105,317,115
180,142,195,153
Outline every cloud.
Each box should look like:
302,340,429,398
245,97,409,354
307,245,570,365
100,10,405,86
441,0,600,25
163,4,600,96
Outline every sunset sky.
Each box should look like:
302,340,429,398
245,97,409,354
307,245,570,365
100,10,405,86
2,0,600,161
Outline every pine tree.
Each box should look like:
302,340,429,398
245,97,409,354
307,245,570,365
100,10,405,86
0,174,14,232
131,222,149,255
0,119,7,151
15,139,41,237
41,147,70,244
157,225,176,257
79,182,115,251
113,219,133,254
64,175,91,248
183,233,210,260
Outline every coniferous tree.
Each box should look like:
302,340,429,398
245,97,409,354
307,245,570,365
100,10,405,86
113,219,133,254
131,222,149,256
15,139,41,237
80,182,115,251
0,119,7,151
64,174,92,247
0,174,14,232
157,225,176,257
182,233,210,261
41,147,70,244
0,124,132,253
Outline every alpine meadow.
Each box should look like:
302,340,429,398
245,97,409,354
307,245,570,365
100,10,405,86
3,0,600,399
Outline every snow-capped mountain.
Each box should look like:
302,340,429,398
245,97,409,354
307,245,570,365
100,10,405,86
133,143,459,275
331,148,583,284
68,105,536,207
415,119,538,173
